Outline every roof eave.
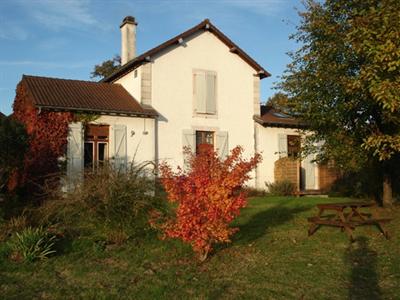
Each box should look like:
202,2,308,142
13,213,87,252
102,19,270,83
36,105,158,118
253,115,307,129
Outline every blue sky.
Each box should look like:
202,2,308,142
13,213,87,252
0,0,302,115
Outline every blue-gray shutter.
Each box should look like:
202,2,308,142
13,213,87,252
67,122,83,189
182,129,196,152
194,72,206,113
182,129,195,168
278,133,287,158
216,131,228,158
206,72,216,114
113,124,127,172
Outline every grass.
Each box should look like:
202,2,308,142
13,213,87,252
1,196,399,299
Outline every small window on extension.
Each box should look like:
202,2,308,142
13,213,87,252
287,135,301,158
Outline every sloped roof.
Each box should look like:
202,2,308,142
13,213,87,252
22,75,157,117
0,112,5,119
254,105,306,128
102,19,270,83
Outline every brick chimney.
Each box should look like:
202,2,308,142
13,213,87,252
120,16,137,65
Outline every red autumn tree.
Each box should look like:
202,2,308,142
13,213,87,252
12,82,73,193
157,144,261,261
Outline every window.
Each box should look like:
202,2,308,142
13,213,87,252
84,125,109,170
193,70,216,115
287,135,301,158
195,131,214,153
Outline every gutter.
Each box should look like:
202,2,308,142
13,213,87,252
252,115,308,129
37,105,159,118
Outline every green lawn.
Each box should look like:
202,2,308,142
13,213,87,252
1,196,399,299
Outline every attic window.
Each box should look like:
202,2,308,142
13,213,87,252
134,70,138,78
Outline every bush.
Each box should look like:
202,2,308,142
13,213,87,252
35,163,165,242
0,117,28,193
242,187,266,197
8,226,56,262
0,215,29,242
265,180,296,196
155,145,261,261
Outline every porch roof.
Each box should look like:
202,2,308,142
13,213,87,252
21,75,158,117
254,105,307,129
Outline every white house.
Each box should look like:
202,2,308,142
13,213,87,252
99,17,269,188
13,17,338,192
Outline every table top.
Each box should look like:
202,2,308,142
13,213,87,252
316,202,376,209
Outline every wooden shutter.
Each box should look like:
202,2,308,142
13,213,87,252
278,133,288,158
67,122,83,188
194,72,206,113
113,124,127,172
206,72,216,114
216,131,229,158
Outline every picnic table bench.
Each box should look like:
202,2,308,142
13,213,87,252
307,202,391,241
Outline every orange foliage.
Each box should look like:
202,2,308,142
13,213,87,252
156,144,261,260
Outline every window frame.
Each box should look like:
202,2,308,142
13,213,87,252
195,130,215,154
84,124,110,171
287,135,301,158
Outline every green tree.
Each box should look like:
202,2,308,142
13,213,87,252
91,55,121,80
280,0,400,206
265,92,290,112
0,117,28,192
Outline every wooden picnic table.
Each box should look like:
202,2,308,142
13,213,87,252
307,202,391,241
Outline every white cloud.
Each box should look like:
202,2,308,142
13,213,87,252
35,37,69,51
0,60,93,69
222,0,289,16
0,22,29,40
20,0,101,30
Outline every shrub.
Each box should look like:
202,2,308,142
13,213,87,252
0,117,28,192
35,162,165,242
155,145,261,261
265,180,296,196
242,187,266,197
0,212,31,242
8,226,56,262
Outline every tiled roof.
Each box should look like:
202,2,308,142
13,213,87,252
254,105,306,128
102,19,270,83
22,75,157,117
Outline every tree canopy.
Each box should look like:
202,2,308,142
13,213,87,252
280,0,400,205
91,55,121,80
0,117,28,192
265,92,290,112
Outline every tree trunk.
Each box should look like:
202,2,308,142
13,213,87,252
382,172,393,208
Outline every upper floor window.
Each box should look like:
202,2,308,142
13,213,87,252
193,70,217,115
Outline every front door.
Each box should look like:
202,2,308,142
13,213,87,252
84,124,109,170
301,154,317,190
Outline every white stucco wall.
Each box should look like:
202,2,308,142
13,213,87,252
149,31,259,185
115,68,141,101
255,124,302,189
94,115,155,165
